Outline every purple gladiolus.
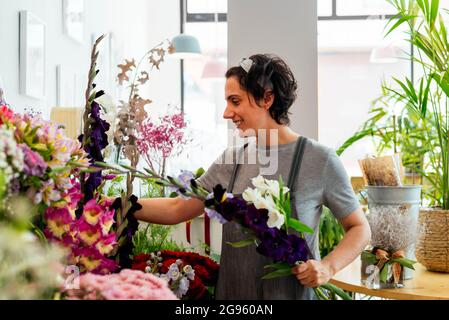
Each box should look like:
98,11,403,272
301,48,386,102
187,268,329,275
285,234,308,265
242,205,269,236
256,228,291,262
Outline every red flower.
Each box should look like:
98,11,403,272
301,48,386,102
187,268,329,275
194,265,214,285
133,253,151,263
187,274,207,300
0,105,14,125
131,261,148,272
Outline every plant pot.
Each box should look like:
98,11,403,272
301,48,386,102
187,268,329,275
415,207,449,273
366,185,422,280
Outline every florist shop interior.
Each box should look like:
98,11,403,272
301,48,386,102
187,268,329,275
1,0,449,301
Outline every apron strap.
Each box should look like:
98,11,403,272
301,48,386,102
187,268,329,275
287,136,307,192
228,143,249,193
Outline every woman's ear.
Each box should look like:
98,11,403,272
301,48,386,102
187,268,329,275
262,90,274,110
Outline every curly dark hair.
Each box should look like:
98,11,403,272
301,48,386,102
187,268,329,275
225,54,298,125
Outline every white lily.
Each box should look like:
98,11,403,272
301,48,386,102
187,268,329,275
267,209,285,229
251,175,268,194
265,179,289,198
242,187,259,203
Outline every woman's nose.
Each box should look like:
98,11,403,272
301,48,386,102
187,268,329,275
223,105,234,119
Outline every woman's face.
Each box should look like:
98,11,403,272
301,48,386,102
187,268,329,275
223,76,272,137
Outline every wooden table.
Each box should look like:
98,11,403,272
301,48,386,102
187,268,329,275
329,257,449,300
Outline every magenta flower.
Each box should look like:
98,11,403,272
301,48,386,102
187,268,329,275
82,199,104,226
76,220,102,246
75,247,105,273
44,206,75,239
95,233,117,255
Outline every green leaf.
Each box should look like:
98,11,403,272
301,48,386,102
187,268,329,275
195,167,205,178
392,257,417,270
337,128,375,156
261,268,293,280
320,283,353,300
263,262,291,270
288,218,314,234
361,250,378,265
226,238,256,248
380,264,390,283
385,14,416,37
430,0,440,30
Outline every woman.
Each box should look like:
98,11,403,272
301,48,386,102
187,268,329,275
135,54,371,300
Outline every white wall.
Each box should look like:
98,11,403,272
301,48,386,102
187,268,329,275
227,0,318,139
0,0,181,118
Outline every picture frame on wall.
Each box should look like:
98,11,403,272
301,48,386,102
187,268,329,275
19,11,46,100
63,0,85,44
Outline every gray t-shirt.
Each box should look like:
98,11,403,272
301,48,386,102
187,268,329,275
198,137,360,300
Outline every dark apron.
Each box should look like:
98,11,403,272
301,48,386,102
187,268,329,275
215,137,316,300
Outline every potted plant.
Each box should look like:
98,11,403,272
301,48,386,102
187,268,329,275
340,0,449,272
388,0,449,272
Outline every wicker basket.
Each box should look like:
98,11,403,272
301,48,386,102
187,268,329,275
415,208,449,272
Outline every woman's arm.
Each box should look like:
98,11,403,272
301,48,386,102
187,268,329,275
292,206,371,287
134,196,206,225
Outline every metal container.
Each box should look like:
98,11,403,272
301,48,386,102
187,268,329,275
366,185,422,280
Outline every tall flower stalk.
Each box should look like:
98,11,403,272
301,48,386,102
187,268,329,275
78,34,110,210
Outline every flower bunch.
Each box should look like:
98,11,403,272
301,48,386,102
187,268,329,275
44,192,119,274
132,250,219,300
137,109,189,176
62,269,177,300
204,176,312,267
0,105,88,208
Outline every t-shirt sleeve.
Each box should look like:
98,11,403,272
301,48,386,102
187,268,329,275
196,149,233,192
322,150,360,219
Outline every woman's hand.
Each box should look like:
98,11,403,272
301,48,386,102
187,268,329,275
291,260,334,288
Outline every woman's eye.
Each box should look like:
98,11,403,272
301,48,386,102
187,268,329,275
232,100,239,105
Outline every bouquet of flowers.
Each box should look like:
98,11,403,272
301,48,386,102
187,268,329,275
62,269,177,300
132,250,219,300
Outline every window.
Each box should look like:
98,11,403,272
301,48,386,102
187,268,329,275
318,1,411,177
172,1,228,174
